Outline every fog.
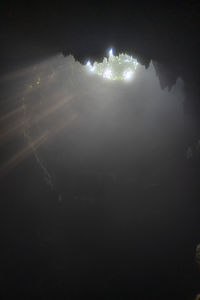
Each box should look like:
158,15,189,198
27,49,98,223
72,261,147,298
1,53,199,298
22,54,187,190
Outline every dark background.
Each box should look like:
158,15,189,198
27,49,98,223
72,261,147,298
0,1,200,299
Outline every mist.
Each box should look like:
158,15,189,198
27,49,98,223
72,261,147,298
23,54,187,187
1,53,200,299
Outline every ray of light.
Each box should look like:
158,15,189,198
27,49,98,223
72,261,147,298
0,111,78,179
0,106,24,123
0,131,49,179
0,93,75,144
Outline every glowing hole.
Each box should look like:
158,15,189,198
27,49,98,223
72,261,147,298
85,48,139,81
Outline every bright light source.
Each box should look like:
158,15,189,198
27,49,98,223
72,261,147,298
86,61,91,67
109,48,113,57
90,65,96,72
85,48,139,81
123,69,134,81
103,68,112,79
86,61,96,73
